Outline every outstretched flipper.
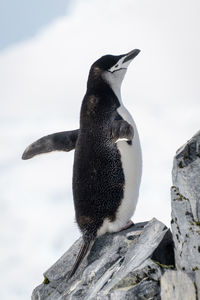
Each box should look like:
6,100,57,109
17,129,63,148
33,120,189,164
111,119,134,143
22,129,79,160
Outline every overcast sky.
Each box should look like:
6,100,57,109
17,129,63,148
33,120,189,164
1,0,200,299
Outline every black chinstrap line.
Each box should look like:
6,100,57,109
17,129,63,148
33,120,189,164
107,67,127,74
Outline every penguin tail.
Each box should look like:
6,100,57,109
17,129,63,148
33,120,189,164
67,238,94,280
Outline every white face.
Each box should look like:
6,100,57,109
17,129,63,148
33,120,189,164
102,55,134,99
108,55,134,73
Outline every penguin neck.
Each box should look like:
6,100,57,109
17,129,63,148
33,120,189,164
81,78,122,128
86,76,120,104
101,71,124,107
109,84,123,106
87,71,123,103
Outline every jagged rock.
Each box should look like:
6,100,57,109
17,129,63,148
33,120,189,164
160,130,200,300
173,130,200,221
171,186,200,272
171,130,200,272
32,219,174,300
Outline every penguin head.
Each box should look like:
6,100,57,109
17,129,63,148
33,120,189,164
88,49,140,94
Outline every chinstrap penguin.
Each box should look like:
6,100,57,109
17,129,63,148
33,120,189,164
22,49,142,280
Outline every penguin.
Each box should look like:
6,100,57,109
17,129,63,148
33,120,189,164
22,49,142,280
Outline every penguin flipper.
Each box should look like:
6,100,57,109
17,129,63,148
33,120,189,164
67,239,93,280
22,129,79,160
111,120,134,143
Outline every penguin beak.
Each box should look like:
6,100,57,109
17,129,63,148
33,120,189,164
107,49,140,73
122,49,141,64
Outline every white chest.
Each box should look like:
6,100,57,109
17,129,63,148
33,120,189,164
116,105,142,221
97,72,142,236
97,104,142,236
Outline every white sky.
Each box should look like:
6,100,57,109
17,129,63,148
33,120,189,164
1,0,200,299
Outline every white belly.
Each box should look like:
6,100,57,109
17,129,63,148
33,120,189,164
97,105,142,236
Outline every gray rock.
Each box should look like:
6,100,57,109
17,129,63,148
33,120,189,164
195,271,200,299
32,219,174,300
162,130,200,300
161,270,197,300
100,279,160,300
171,130,200,272
171,186,200,272
173,130,200,221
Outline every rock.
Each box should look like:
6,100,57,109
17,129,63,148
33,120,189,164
161,130,200,300
171,186,200,272
173,130,200,221
101,278,160,300
161,270,198,300
32,219,174,300
171,130,200,272
195,271,200,299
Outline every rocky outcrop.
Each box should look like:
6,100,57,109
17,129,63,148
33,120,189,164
32,219,174,300
174,131,200,263
161,130,200,300
32,131,200,300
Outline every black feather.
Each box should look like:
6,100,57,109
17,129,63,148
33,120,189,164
67,239,93,280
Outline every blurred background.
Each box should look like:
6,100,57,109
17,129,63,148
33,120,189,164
1,0,200,299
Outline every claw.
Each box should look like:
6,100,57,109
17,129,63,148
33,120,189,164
120,220,134,231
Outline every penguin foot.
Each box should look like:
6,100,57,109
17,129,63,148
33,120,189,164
120,220,134,231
